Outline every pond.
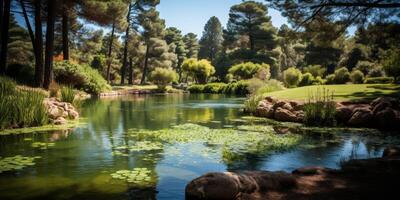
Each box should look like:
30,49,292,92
1,94,399,200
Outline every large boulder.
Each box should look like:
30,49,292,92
336,106,353,123
274,107,299,122
255,101,274,118
185,171,296,200
348,107,373,126
374,107,399,129
47,106,64,119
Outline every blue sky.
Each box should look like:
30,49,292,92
158,0,288,38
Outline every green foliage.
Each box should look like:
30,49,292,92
148,67,178,91
222,81,249,95
364,77,394,84
61,86,76,103
48,82,60,98
54,61,111,94
91,55,107,72
313,76,325,85
187,84,205,93
325,74,336,85
350,70,365,84
256,79,285,94
303,87,336,127
354,61,375,75
247,78,267,94
382,49,400,81
0,156,40,173
199,16,223,61
228,62,270,80
110,168,154,186
299,72,315,86
181,59,215,84
5,64,35,85
303,65,326,78
367,66,385,78
203,83,227,93
188,81,250,95
333,67,351,84
283,67,302,87
0,77,48,130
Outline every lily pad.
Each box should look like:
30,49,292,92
0,156,40,173
110,168,155,186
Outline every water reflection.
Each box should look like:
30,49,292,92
0,94,399,200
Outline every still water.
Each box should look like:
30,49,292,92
0,94,399,200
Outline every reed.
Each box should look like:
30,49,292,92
303,87,336,127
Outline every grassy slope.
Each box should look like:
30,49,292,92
264,84,400,102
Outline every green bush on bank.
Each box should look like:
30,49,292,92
0,77,48,130
54,61,111,95
188,81,249,95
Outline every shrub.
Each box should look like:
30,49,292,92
223,80,249,95
182,59,215,84
247,78,266,95
364,77,394,84
5,63,35,85
303,65,326,77
303,87,336,127
313,76,325,85
256,79,285,94
149,67,178,91
299,72,315,86
203,83,226,93
188,84,205,93
325,74,336,85
61,86,75,103
350,70,365,84
283,67,302,87
54,61,111,94
382,49,400,81
91,55,106,72
367,66,385,78
354,61,375,75
333,67,350,84
229,62,270,80
0,77,48,129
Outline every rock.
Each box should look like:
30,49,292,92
185,171,296,200
382,147,400,158
273,100,287,109
348,107,373,126
291,101,304,111
336,106,353,123
372,101,392,115
67,109,79,120
264,96,277,104
54,117,67,125
48,106,63,119
255,103,274,118
274,107,298,122
375,107,400,130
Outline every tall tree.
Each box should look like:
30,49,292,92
183,33,199,59
120,3,133,85
227,1,274,51
34,0,44,86
164,27,186,81
198,16,223,62
7,14,33,65
138,8,165,84
43,0,58,89
0,0,11,74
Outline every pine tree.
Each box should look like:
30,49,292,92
199,16,223,62
183,33,199,59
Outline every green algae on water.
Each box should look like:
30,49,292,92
0,155,40,173
31,142,55,149
110,168,154,186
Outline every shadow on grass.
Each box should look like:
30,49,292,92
336,85,400,102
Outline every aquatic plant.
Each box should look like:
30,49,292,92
31,142,55,149
244,94,263,113
129,141,163,151
129,123,302,164
303,87,336,127
0,155,41,173
110,168,154,186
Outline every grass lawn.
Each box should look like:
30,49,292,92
264,84,400,102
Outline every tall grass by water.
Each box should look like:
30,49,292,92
61,86,75,103
0,77,48,130
303,87,336,126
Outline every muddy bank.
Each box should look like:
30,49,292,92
186,147,400,200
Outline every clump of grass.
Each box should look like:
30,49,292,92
0,76,49,130
303,87,336,127
244,94,263,113
61,85,75,103
48,81,60,98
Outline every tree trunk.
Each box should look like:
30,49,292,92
62,1,69,60
0,0,4,43
43,0,57,89
20,0,36,53
120,4,132,85
140,43,150,85
249,34,254,51
0,0,11,74
106,21,115,82
34,0,44,87
128,58,133,84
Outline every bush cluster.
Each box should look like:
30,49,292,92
182,59,215,84
283,67,302,87
228,62,270,80
188,81,249,95
350,70,365,84
54,61,111,94
364,77,394,84
149,67,178,91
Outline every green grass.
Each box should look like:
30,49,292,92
264,84,400,102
